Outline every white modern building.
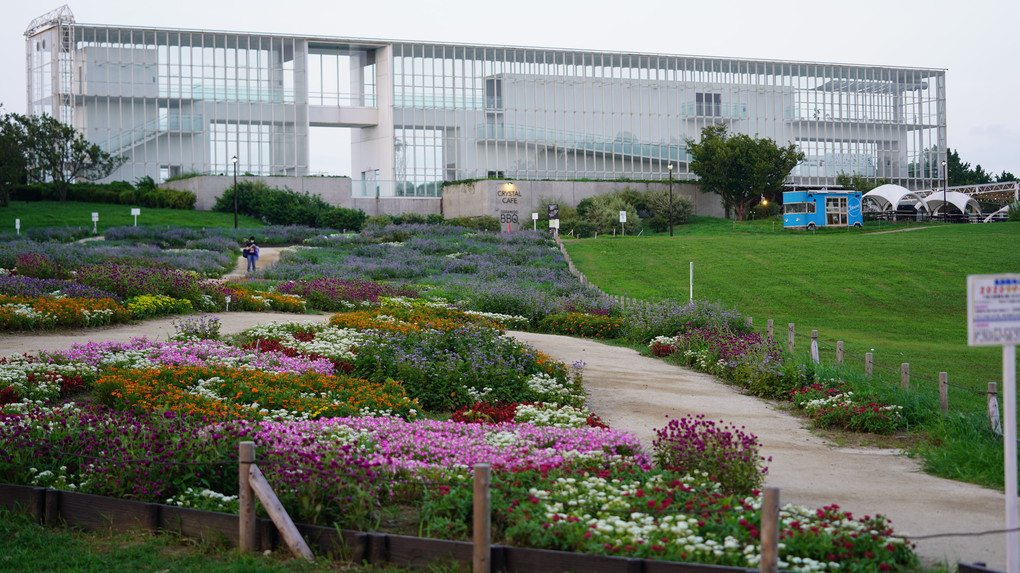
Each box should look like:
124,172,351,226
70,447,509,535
26,6,947,196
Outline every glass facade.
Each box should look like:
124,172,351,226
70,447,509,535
388,43,946,190
26,11,946,190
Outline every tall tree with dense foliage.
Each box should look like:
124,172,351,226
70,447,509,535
685,125,804,221
0,108,27,207
14,113,123,201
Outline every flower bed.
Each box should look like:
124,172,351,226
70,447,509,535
0,294,130,330
791,381,905,434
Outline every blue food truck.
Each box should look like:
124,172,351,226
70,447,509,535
782,190,863,229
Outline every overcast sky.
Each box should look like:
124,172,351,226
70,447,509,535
3,0,1017,178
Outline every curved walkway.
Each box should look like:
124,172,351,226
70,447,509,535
508,331,1007,571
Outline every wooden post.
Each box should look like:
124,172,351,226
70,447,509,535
248,465,315,561
759,486,779,573
865,352,873,377
939,372,948,413
989,382,1003,435
836,341,844,364
787,323,795,354
810,330,819,364
746,316,753,327
239,441,256,554
901,363,909,390
473,463,491,573
767,319,774,340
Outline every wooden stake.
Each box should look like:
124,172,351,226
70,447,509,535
767,319,773,340
473,463,491,573
989,382,1003,435
787,323,795,354
901,363,909,390
249,464,314,561
836,341,843,364
810,330,819,364
239,441,256,553
759,486,779,573
939,372,948,413
865,352,873,378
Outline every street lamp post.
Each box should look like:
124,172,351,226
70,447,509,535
232,155,239,229
668,164,674,237
941,160,948,223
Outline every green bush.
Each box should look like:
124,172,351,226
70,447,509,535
644,190,695,225
8,181,195,210
214,181,334,227
316,207,369,231
561,220,597,238
365,214,393,227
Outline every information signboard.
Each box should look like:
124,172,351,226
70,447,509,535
968,274,1020,346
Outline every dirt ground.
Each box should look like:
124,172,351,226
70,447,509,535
0,247,1010,570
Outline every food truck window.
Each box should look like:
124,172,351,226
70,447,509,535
826,197,848,226
784,202,816,214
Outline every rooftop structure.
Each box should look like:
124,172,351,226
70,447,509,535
26,6,947,194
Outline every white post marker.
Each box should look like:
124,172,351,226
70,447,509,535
532,211,538,231
619,210,626,236
968,273,1020,573
131,208,140,226
689,261,694,301
15,219,19,236
91,212,99,234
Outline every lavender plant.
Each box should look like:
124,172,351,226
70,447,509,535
170,314,222,341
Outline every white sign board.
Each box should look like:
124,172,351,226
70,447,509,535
619,211,627,223
531,212,538,221
91,212,99,222
549,218,560,229
131,208,141,216
968,274,1020,346
14,219,19,230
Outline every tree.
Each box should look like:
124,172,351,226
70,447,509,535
995,171,1017,183
0,108,28,207
685,125,804,221
835,172,890,193
948,148,993,186
14,113,123,201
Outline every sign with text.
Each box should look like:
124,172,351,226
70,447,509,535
91,212,99,222
619,211,627,223
131,208,141,216
968,274,1020,346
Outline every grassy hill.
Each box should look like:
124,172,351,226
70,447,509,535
0,200,263,232
564,220,1020,412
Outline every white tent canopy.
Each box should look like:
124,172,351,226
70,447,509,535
863,184,930,213
924,191,982,216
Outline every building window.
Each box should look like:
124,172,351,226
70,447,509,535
695,92,721,117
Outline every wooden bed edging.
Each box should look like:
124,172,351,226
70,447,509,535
1,483,762,572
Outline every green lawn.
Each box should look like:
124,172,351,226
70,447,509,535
565,220,1020,413
0,201,264,232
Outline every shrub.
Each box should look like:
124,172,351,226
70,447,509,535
316,207,368,231
214,181,334,227
561,220,597,238
365,214,393,227
537,312,623,338
644,190,695,225
652,415,769,495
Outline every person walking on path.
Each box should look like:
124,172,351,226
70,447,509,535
244,236,260,273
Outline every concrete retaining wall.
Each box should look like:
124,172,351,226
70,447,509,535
162,176,722,225
442,180,722,230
